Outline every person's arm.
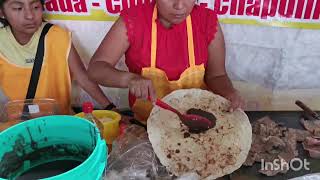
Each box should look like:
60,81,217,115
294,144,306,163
204,22,244,111
68,44,111,108
88,17,156,101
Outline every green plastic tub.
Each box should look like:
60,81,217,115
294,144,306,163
0,115,107,180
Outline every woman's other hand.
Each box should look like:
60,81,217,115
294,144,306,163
128,75,156,101
204,22,245,112
225,90,245,112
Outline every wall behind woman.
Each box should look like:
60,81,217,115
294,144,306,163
47,0,320,110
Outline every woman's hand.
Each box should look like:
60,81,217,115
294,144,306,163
128,75,156,101
225,90,245,112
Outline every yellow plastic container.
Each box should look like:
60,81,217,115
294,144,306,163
75,110,121,145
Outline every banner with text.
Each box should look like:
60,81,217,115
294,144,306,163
44,0,320,29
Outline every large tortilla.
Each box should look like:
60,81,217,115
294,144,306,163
147,89,252,179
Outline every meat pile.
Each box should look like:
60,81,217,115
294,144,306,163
300,119,320,159
244,116,311,176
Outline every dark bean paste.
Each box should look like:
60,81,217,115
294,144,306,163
0,143,92,179
186,108,217,133
0,130,94,180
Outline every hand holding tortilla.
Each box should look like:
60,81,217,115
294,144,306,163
224,90,245,112
147,89,252,179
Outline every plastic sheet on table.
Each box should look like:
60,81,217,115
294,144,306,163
290,173,320,180
104,124,204,180
104,124,172,179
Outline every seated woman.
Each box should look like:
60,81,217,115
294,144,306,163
88,0,245,121
0,0,114,117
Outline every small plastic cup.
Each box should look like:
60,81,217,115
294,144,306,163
4,98,59,122
0,98,59,132
75,110,121,145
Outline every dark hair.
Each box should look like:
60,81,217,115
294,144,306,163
0,0,45,27
0,0,7,26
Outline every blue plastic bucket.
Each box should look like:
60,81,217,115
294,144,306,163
0,115,107,180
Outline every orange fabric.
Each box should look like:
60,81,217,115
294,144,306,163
132,6,206,121
0,25,72,114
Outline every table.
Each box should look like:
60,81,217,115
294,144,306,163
1,110,319,179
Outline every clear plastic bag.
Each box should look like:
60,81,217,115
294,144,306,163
290,174,320,180
104,124,173,180
0,87,9,122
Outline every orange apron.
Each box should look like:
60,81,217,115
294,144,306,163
132,6,207,121
0,25,72,115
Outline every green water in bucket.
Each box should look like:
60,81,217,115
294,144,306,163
0,115,107,180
